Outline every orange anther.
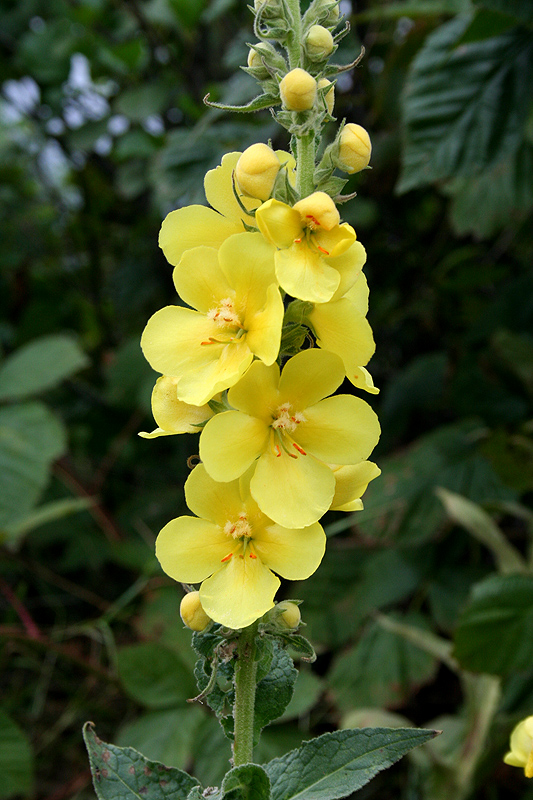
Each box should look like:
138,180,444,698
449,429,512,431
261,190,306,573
221,552,233,563
293,442,307,456
306,214,320,227
275,445,282,457
249,553,257,559
294,237,302,243
317,245,330,255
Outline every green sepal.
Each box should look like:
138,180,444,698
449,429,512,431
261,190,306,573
203,92,280,113
279,323,311,358
276,632,317,663
283,300,314,326
83,722,201,800
316,175,349,196
322,47,366,77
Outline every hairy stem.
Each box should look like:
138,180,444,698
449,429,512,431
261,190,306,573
285,0,303,69
296,132,316,197
233,622,259,765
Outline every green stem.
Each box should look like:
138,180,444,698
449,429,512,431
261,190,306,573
285,0,302,69
296,132,316,197
233,621,259,766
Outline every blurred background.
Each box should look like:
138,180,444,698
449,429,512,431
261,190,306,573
1,0,532,797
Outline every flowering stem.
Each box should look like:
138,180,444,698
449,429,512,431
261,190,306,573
286,0,302,69
233,621,259,766
296,132,316,198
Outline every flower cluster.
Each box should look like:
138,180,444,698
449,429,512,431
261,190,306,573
140,0,380,630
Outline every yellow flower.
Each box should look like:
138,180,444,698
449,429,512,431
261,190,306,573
279,68,317,111
156,463,326,629
504,716,533,778
141,233,284,406
307,272,379,394
180,591,211,632
139,376,214,439
255,192,362,303
330,461,381,511
199,349,380,528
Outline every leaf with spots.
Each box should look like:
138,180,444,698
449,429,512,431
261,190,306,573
83,723,201,800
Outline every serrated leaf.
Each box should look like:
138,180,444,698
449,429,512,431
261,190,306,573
265,727,438,800
254,643,297,743
117,643,197,709
0,709,34,799
83,723,200,800
0,402,66,533
454,573,533,674
0,334,88,401
398,17,533,193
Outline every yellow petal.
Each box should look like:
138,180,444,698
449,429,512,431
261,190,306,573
296,395,381,464
352,365,380,395
328,240,367,301
510,719,533,763
218,232,276,311
159,206,240,266
314,223,356,258
172,247,231,313
185,463,245,526
200,554,279,628
504,751,526,768
227,360,280,423
245,283,284,365
331,461,381,511
255,198,302,248
308,297,375,380
156,516,230,583
343,271,369,314
204,152,259,226
176,340,253,406
200,410,269,481
278,349,345,410
253,521,326,580
139,427,175,439
151,375,213,433
275,244,340,303
293,192,339,231
251,449,335,528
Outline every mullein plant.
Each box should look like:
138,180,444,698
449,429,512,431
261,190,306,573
83,1,438,797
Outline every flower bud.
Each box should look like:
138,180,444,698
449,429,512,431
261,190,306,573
276,601,301,629
180,591,211,632
305,25,334,61
279,69,317,111
338,123,372,174
318,78,335,115
314,0,340,26
293,191,340,231
235,143,281,201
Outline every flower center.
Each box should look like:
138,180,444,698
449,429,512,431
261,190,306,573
270,403,307,458
220,512,258,564
207,297,243,330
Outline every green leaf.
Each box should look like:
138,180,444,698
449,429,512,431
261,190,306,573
0,334,88,401
3,497,92,546
454,574,533,674
116,708,205,770
475,0,533,25
265,727,438,800
328,615,438,712
436,487,526,574
456,8,517,44
398,17,533,193
117,643,197,708
277,669,323,723
0,402,66,533
0,709,34,799
221,764,271,800
83,722,200,800
491,328,533,396
355,0,465,22
254,643,297,742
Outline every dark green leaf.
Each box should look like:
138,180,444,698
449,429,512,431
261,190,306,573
398,17,533,193
83,723,200,800
0,709,34,799
221,764,271,800
475,0,533,25
265,727,438,800
116,708,205,770
456,8,517,44
117,643,197,708
0,334,88,401
454,574,533,674
254,643,298,742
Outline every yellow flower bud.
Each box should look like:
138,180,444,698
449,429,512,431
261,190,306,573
180,591,211,632
338,123,372,174
276,601,301,629
235,143,281,201
279,68,317,111
318,78,335,115
305,25,334,60
504,716,533,778
293,191,340,231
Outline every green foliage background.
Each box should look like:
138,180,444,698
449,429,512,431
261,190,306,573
1,0,532,797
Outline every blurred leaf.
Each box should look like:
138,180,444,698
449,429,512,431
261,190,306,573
355,0,465,22
117,642,196,708
135,587,197,669
491,328,533,396
328,614,438,712
0,402,66,534
105,336,155,411
83,723,200,799
4,496,92,546
265,727,439,800
277,669,322,722
454,573,533,674
116,707,204,770
191,716,231,787
475,0,533,24
398,16,533,193
0,709,34,800
115,84,170,122
456,8,517,44
0,334,88,401
436,487,526,573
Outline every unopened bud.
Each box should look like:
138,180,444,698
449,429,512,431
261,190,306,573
180,591,211,632
314,0,340,26
318,78,335,115
235,143,281,201
276,601,301,629
279,69,317,111
305,25,334,61
338,123,372,174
